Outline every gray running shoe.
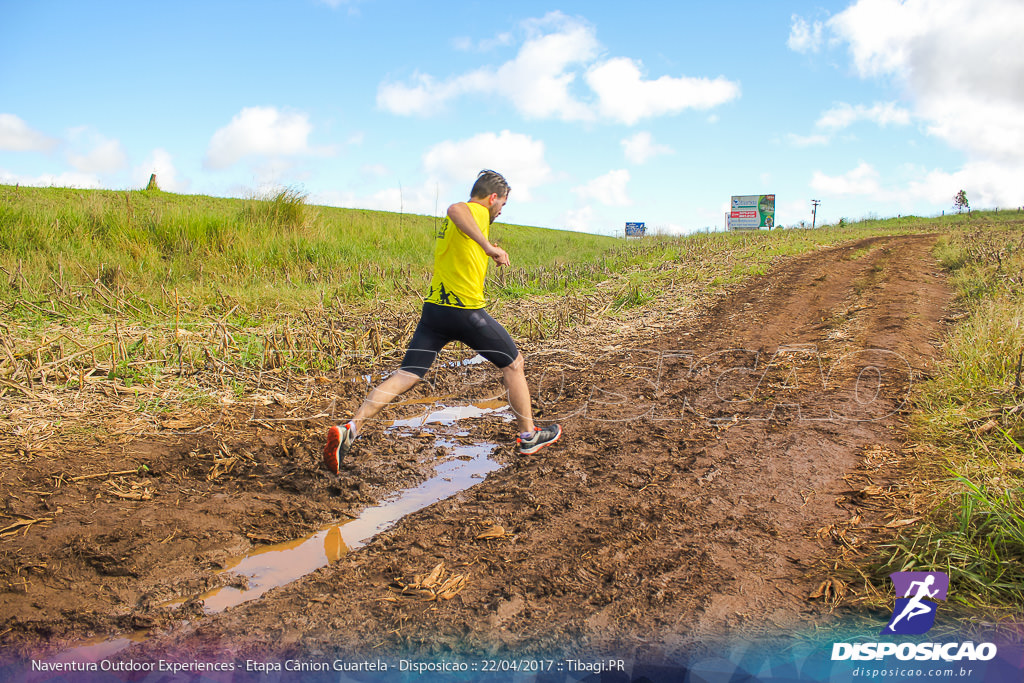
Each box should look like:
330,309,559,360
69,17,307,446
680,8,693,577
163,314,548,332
517,424,562,455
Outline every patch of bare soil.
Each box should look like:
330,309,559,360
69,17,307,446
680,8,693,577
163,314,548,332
0,235,953,673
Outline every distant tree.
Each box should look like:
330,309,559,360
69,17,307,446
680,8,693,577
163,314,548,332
954,189,969,214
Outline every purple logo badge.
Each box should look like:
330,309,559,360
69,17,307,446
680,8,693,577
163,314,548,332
881,571,949,635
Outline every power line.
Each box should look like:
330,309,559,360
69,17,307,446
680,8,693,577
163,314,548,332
811,199,821,229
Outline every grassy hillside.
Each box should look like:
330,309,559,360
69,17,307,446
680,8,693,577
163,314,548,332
0,184,623,311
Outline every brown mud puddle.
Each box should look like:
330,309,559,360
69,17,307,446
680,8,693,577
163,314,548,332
190,439,500,614
1,234,954,668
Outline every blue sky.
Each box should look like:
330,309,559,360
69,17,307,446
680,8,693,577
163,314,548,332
2,0,1022,235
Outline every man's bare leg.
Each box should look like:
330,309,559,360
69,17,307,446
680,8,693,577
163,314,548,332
324,369,421,473
350,369,422,435
501,352,562,454
500,353,535,434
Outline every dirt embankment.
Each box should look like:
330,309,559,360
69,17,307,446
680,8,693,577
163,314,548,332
1,234,953,667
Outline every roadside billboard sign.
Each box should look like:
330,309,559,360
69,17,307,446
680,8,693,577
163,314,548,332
730,195,775,230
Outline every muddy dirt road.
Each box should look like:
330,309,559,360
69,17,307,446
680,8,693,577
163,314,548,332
1,234,954,676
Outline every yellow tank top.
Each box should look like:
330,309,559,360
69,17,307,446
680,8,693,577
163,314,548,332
425,202,490,309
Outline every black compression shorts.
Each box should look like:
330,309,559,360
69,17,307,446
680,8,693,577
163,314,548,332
400,303,519,378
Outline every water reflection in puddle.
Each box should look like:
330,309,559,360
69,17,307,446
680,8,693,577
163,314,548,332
192,441,500,613
43,633,147,666
391,399,512,430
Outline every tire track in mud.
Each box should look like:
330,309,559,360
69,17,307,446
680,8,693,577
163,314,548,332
109,234,953,665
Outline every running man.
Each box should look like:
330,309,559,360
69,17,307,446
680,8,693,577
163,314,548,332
323,170,562,473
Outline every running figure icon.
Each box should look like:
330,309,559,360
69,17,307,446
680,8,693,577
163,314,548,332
887,575,938,629
882,571,948,635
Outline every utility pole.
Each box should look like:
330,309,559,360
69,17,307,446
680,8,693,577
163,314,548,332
811,199,821,229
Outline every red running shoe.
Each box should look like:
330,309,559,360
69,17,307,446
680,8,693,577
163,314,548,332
323,422,355,474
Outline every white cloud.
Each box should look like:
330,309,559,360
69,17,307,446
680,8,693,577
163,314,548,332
811,158,1024,212
828,0,926,78
0,114,57,152
452,32,514,52
788,15,825,53
494,13,600,121
789,0,1024,210
377,12,739,125
377,71,491,117
0,168,101,189
810,162,884,196
779,199,816,227
317,131,553,215
786,133,831,147
816,101,911,130
205,107,331,170
317,184,442,215
828,0,1024,168
560,205,595,232
360,163,390,178
586,58,740,125
422,130,552,202
919,97,1024,166
573,169,632,207
621,132,673,164
904,161,1024,209
378,13,596,121
316,0,364,14
134,148,185,192
787,101,911,149
66,129,128,174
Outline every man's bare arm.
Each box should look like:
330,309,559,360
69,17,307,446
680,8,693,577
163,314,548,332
447,202,510,267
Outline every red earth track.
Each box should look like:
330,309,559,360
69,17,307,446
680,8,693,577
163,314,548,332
1,234,953,669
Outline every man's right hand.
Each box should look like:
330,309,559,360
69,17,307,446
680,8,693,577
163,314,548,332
487,244,510,267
